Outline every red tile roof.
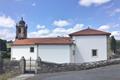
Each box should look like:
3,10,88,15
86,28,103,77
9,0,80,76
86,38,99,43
69,28,111,36
12,37,73,46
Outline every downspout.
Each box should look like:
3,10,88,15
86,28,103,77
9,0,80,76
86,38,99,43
36,44,39,59
71,36,76,63
73,43,76,63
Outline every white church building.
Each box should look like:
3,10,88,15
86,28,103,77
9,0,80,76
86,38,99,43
11,18,111,63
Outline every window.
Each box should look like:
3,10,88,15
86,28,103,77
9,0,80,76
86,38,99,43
30,47,34,52
92,49,97,57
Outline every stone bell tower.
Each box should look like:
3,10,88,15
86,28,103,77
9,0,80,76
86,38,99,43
16,17,27,39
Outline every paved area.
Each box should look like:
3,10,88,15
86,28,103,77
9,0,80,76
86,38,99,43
8,74,34,80
28,64,120,80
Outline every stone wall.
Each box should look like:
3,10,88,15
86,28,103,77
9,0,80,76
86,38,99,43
0,58,20,74
37,58,120,73
3,59,20,73
1,57,120,74
0,51,20,74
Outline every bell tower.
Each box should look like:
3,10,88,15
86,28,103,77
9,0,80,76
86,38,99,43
16,17,27,39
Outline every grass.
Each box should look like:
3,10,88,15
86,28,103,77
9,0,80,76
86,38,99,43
0,71,20,80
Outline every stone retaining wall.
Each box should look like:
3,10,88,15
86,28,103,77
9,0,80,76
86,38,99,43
3,59,20,73
37,58,120,73
0,58,20,74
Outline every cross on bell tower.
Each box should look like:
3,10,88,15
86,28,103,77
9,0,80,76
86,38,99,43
16,17,27,39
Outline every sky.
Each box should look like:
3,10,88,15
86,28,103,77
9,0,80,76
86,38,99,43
0,0,120,40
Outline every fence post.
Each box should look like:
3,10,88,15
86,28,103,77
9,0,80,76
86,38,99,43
0,51,3,74
35,57,41,74
20,56,26,74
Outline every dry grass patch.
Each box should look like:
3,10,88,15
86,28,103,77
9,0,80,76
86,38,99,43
0,71,20,80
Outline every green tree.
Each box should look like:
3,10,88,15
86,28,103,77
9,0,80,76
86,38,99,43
0,39,7,51
0,39,9,58
110,36,116,53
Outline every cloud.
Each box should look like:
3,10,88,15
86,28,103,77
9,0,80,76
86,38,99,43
72,24,84,32
36,24,46,29
109,8,120,16
28,28,50,38
2,22,119,40
0,15,15,28
29,24,50,37
49,23,84,37
53,20,70,27
0,19,84,39
32,3,36,6
67,24,84,33
53,28,67,33
0,15,16,40
98,25,111,31
37,29,50,35
29,27,67,38
113,8,120,13
79,0,111,7
111,31,120,40
0,29,15,41
102,3,114,9
98,24,120,40
28,23,84,38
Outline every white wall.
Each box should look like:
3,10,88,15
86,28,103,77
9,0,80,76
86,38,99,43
72,35,107,63
11,45,37,60
38,45,71,63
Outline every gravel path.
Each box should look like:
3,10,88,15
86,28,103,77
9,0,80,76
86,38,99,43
8,74,34,80
27,64,120,80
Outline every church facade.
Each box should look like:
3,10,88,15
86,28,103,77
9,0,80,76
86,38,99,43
11,19,112,63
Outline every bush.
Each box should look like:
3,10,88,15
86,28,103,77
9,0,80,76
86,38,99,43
2,52,10,59
0,71,19,80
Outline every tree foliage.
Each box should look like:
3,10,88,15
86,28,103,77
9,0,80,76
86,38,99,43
0,39,7,51
110,36,116,53
0,39,10,58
